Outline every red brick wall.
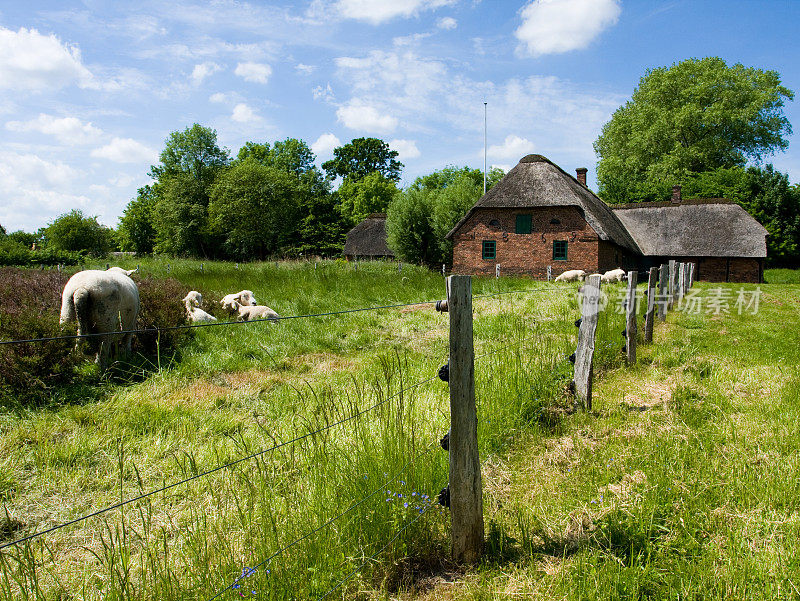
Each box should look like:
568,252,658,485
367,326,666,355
451,207,608,278
695,257,761,283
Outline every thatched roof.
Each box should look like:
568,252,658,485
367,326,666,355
445,154,640,253
612,200,768,258
343,213,394,257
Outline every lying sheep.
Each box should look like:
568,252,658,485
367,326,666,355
233,301,280,322
59,268,140,369
221,290,257,315
183,291,217,323
601,268,627,283
554,269,586,282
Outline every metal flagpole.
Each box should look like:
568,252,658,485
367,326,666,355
483,102,487,195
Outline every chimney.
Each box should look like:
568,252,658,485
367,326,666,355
671,185,682,204
576,167,588,186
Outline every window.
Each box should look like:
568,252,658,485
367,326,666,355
482,240,496,260
515,214,532,234
488,219,501,229
553,240,568,261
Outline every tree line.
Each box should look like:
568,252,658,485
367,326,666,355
2,56,798,267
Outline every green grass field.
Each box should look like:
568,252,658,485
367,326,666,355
0,261,798,600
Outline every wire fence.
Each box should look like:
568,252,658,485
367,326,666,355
0,281,580,599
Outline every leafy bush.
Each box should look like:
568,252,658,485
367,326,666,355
0,268,193,402
0,238,84,267
0,268,80,400
134,275,192,354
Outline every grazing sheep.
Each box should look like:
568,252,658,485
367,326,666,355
220,290,257,315
233,301,280,322
59,269,140,369
182,291,217,323
107,266,138,277
554,269,586,283
601,268,627,283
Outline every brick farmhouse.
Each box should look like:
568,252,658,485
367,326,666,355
446,155,767,283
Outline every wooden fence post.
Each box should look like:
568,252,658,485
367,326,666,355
625,271,638,364
446,275,483,563
677,262,685,305
495,264,500,278
684,262,691,291
547,265,552,281
644,267,657,343
574,274,602,411
668,260,676,308
658,263,669,322
689,262,695,288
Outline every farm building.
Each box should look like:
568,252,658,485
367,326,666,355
343,213,395,261
446,154,767,283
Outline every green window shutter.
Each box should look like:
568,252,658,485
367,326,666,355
515,214,532,234
482,240,496,260
553,240,568,261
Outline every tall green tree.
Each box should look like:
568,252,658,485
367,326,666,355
336,171,399,226
118,185,157,254
595,57,794,203
387,166,504,266
681,165,800,265
42,209,114,256
322,137,403,182
149,124,230,257
208,159,301,260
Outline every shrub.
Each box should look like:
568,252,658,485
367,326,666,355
0,269,193,402
135,275,192,354
0,268,80,401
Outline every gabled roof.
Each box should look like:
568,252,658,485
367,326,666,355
343,214,394,257
612,200,768,258
445,155,640,253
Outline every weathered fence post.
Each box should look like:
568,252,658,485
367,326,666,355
574,274,602,411
689,262,695,288
668,260,676,308
446,275,483,563
547,265,552,281
625,270,638,364
398,261,402,273
495,264,500,278
677,262,685,306
644,267,657,343
442,264,446,276
684,262,691,291
658,263,669,322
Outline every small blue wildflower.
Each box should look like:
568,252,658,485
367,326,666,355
404,502,409,508
397,493,403,498
386,498,391,502
412,492,417,496
400,480,405,485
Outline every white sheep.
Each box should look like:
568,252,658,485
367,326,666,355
601,268,627,283
234,301,280,322
59,269,140,369
554,269,586,282
107,266,138,277
220,290,257,315
182,291,217,323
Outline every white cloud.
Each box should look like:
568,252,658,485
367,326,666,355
209,92,229,103
488,134,536,161
91,137,157,163
234,61,272,84
515,0,621,57
312,83,335,103
0,151,81,190
437,16,457,29
332,0,457,24
6,113,103,144
231,103,261,123
0,26,97,91
390,139,421,160
296,63,316,75
491,164,512,174
336,101,398,134
191,61,221,85
311,133,341,159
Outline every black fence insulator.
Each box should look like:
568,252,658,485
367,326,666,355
568,352,576,364
568,380,576,394
438,485,450,508
439,431,450,451
621,329,627,338
438,362,450,382
574,318,582,328
435,299,449,312
621,345,627,353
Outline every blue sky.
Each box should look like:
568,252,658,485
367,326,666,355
1,0,799,232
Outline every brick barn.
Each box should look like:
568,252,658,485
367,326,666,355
343,213,395,261
446,154,767,283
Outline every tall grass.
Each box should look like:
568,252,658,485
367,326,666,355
0,260,620,600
